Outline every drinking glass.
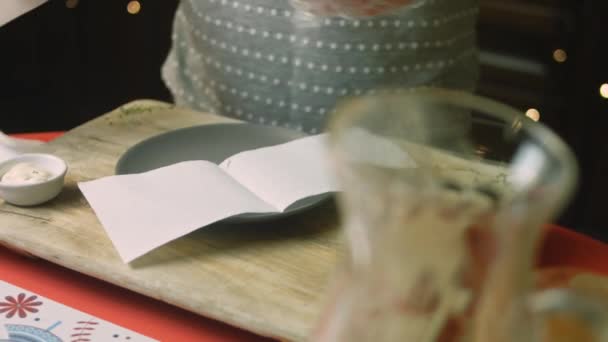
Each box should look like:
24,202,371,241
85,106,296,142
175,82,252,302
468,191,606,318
311,88,607,341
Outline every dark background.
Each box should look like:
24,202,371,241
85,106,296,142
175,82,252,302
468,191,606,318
1,0,606,240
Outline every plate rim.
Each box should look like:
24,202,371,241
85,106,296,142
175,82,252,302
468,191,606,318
114,122,330,223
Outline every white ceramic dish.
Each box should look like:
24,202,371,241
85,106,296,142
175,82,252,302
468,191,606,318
0,153,68,206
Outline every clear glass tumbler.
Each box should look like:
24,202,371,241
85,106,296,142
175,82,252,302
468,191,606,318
310,88,607,342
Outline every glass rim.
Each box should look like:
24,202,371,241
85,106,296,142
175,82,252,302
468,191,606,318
326,87,579,212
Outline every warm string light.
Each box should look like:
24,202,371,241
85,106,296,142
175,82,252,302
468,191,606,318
127,1,141,14
552,49,567,63
525,108,541,122
600,84,608,99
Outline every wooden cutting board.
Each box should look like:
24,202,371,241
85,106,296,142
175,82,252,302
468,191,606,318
0,100,342,342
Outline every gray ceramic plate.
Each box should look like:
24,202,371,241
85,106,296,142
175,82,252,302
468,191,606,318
115,123,331,222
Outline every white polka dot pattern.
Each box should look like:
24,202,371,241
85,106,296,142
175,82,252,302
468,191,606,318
162,0,480,134
183,9,475,53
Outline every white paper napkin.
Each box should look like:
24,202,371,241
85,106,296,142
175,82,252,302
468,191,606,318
78,131,417,263
79,134,339,263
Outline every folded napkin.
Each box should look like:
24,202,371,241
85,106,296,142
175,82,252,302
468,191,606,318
79,134,339,263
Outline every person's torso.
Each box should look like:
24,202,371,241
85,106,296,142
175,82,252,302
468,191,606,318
163,0,479,133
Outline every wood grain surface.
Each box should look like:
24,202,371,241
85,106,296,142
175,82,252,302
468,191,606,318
0,100,342,342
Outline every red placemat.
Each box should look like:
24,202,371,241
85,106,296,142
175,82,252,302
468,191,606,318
0,246,274,342
10,131,64,142
539,225,608,275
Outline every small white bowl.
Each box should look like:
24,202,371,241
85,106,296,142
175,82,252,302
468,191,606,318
0,153,68,206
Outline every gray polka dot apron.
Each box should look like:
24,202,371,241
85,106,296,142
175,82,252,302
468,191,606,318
162,0,479,133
